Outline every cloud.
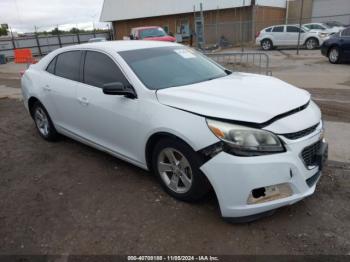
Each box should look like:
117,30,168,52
0,0,109,32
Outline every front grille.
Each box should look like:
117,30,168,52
301,140,322,167
282,123,319,140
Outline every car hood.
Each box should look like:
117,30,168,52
156,73,311,124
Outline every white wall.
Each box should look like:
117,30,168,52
100,0,286,22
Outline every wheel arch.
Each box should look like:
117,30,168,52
28,96,41,118
304,36,319,46
327,44,340,55
145,131,197,171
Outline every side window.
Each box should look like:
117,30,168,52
304,24,311,30
46,57,57,74
287,26,300,33
272,26,284,33
83,51,128,88
342,28,350,36
55,51,82,81
265,27,272,32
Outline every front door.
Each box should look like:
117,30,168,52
75,50,142,162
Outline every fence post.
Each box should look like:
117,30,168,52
296,0,304,55
77,33,81,44
57,25,62,48
34,26,42,57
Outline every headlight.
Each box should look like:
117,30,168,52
318,32,329,38
206,119,285,156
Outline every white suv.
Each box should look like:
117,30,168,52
21,41,328,222
256,24,330,50
303,23,344,34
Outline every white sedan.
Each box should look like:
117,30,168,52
21,41,328,222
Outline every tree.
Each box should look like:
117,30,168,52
51,27,63,35
69,27,80,34
0,27,8,36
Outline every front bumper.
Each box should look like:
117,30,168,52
200,128,328,219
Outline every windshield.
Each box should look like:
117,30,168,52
119,47,229,90
140,28,166,39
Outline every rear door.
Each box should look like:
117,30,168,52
43,50,83,133
271,26,286,45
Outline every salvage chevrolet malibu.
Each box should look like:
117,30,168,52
21,41,328,222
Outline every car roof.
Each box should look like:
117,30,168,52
54,40,180,53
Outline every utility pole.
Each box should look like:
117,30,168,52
296,0,304,55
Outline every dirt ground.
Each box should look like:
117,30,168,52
0,50,350,255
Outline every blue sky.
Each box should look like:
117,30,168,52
0,0,109,32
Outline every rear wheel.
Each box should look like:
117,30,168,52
32,102,59,141
305,38,319,50
328,47,340,64
152,138,211,202
261,39,273,50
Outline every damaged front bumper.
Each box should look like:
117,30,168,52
200,127,328,222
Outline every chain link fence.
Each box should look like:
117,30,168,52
202,14,350,48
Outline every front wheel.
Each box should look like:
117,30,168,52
305,38,319,50
152,138,211,202
328,47,340,64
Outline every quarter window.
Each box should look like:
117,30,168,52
272,26,284,32
55,51,82,81
46,57,57,74
265,27,272,32
83,51,128,88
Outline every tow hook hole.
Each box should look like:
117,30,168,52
252,187,266,198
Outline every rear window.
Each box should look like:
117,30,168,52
265,27,272,32
55,51,82,81
139,28,166,39
272,26,284,32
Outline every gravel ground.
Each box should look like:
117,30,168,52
0,51,349,255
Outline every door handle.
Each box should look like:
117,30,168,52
43,85,51,91
78,97,89,106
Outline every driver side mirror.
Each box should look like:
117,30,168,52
102,82,137,99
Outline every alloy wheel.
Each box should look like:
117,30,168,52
306,39,317,50
34,107,49,136
329,48,339,63
262,40,271,50
157,148,193,194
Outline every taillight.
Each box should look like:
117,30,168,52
20,70,26,77
255,31,260,38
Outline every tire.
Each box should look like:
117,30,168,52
31,101,59,141
305,38,319,50
152,137,211,202
328,47,340,64
261,39,273,50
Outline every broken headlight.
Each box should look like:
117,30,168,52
206,119,285,156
